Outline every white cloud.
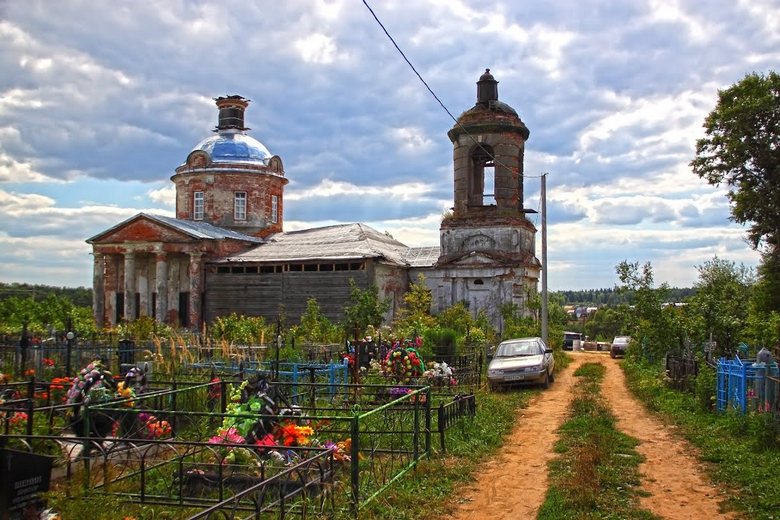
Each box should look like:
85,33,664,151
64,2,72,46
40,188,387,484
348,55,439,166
286,179,436,202
388,126,434,154
147,185,175,207
0,0,776,289
294,33,342,64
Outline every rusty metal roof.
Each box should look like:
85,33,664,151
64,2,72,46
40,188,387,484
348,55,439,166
150,214,264,242
220,223,414,265
86,213,263,243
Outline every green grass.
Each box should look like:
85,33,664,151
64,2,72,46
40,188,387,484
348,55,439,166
538,362,657,520
358,386,533,519
622,357,780,519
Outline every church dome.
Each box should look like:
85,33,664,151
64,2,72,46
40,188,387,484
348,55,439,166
192,130,272,165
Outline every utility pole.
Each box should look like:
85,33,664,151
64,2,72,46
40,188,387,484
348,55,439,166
540,173,548,345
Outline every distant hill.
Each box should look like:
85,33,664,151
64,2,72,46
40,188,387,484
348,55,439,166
553,287,695,306
0,282,93,307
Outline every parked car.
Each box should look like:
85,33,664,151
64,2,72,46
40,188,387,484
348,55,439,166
487,337,555,390
562,331,583,351
610,336,631,358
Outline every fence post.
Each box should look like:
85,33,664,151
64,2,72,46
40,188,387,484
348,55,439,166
413,393,420,462
438,403,446,452
425,386,431,455
350,414,360,518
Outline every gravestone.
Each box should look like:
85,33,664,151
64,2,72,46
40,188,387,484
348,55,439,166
0,448,53,519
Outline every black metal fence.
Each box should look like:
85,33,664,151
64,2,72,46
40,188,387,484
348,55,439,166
665,353,699,393
436,393,476,451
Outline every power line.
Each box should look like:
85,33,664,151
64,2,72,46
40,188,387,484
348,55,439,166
361,0,543,180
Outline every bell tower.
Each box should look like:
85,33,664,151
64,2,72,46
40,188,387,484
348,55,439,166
429,69,540,325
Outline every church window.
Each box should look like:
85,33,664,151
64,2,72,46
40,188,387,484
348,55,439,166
470,145,495,206
234,192,247,220
193,192,204,220
271,194,278,223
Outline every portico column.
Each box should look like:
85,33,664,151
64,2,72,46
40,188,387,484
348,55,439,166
155,252,168,323
188,252,203,330
92,252,105,328
123,252,136,322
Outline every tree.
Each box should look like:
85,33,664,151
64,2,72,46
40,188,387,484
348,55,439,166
394,274,436,336
584,305,630,342
691,71,780,253
687,257,753,357
297,297,337,343
615,261,689,361
343,280,390,338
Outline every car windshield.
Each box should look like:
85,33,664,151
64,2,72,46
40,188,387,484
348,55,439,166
613,337,630,345
495,340,541,357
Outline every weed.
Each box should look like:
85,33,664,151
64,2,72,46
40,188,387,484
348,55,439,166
622,357,780,519
539,362,657,520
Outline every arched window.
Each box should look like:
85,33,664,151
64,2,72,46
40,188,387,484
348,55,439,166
470,145,495,206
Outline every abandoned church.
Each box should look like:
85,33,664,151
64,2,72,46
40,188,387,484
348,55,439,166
87,70,541,331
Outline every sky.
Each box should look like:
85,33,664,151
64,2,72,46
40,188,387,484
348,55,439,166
0,0,777,291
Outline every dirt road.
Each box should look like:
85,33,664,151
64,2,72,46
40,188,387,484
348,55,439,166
451,351,737,520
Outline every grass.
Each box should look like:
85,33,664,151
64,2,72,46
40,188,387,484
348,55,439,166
358,386,533,519
40,349,571,519
538,362,657,520
622,357,780,519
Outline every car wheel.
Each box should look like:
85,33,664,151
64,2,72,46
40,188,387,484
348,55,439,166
610,351,616,359
542,371,550,389
549,369,555,383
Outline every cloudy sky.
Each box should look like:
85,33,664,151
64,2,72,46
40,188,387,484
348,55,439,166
0,0,777,291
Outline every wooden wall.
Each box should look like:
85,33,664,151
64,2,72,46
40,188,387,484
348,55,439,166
205,269,369,324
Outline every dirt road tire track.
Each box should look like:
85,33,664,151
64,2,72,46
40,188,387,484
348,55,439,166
450,351,737,520
451,355,588,519
599,353,738,519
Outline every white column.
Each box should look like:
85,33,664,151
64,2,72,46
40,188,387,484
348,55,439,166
188,252,203,330
92,252,105,328
155,252,168,323
123,252,136,321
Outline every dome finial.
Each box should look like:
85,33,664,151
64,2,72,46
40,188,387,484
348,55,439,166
477,69,498,105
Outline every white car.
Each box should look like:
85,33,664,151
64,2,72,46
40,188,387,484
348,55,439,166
610,336,631,358
487,337,555,390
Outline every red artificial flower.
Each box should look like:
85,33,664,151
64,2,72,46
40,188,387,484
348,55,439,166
255,433,276,447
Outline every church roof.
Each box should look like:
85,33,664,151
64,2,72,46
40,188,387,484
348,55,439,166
86,213,264,243
219,223,412,266
403,246,440,267
189,131,272,166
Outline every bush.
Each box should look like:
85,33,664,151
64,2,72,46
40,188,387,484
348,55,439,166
694,363,717,411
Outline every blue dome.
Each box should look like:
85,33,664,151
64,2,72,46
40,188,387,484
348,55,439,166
193,131,271,164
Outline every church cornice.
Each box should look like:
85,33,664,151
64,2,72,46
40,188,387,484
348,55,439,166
448,122,530,143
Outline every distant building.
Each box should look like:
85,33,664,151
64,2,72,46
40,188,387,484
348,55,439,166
88,71,540,330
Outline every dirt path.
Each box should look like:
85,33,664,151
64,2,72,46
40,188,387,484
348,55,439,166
599,353,737,519
451,355,589,519
450,351,736,520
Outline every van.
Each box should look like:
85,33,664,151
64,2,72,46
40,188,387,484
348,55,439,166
563,331,583,351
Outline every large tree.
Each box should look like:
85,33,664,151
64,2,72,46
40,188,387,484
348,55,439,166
691,71,780,253
688,257,753,356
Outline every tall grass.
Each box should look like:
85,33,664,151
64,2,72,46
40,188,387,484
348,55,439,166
538,362,656,520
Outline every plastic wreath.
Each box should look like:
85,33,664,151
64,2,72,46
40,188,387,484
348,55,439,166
209,376,355,467
65,359,135,436
382,341,425,383
220,376,294,445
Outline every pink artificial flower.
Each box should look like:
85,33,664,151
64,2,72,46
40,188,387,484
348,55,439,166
208,427,245,445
